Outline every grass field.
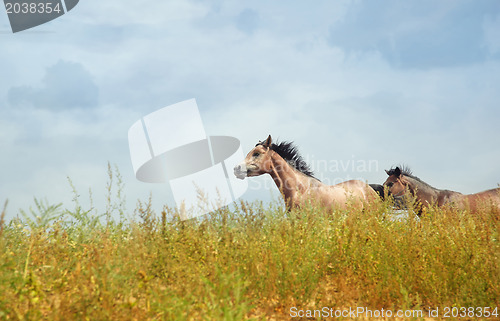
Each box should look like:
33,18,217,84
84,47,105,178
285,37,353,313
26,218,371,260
0,170,499,320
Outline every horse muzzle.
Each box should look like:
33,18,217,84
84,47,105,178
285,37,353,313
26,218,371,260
233,164,247,180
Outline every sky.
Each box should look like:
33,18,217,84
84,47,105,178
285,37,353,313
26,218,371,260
1,0,500,221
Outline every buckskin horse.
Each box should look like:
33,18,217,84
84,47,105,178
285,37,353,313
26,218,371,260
384,166,500,215
233,135,378,212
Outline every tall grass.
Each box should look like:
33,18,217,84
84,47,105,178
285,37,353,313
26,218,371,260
0,171,498,320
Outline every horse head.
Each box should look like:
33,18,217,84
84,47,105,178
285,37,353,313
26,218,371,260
384,166,408,197
234,135,274,179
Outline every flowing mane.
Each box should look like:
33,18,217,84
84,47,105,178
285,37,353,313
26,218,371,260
386,164,412,177
235,134,378,212
386,164,436,189
257,140,316,178
384,164,500,214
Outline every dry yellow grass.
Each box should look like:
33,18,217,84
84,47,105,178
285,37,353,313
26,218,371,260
0,172,498,320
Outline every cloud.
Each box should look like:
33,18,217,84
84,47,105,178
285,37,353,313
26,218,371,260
7,60,99,110
1,0,500,221
328,0,500,69
235,8,260,35
75,1,208,26
483,13,500,56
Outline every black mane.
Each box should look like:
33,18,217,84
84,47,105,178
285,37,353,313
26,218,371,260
387,165,435,189
386,164,413,177
272,141,316,178
258,140,316,178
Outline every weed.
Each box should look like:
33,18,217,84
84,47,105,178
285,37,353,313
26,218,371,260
0,174,498,320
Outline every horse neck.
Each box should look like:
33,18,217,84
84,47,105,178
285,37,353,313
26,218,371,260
406,177,462,206
404,175,440,202
268,152,313,201
405,176,466,208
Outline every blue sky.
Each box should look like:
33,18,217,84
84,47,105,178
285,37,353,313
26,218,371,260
1,0,500,220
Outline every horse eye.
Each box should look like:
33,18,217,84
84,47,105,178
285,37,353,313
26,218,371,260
387,182,394,187
253,152,260,157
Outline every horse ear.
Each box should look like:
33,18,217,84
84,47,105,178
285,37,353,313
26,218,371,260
394,167,402,177
263,135,272,148
385,169,390,175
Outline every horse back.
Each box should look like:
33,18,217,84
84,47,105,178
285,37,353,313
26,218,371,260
334,179,378,201
465,187,500,212
437,190,463,206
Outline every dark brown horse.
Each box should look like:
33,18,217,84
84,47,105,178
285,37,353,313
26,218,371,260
384,166,500,214
234,135,378,212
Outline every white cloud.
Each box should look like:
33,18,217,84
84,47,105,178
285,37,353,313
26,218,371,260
73,1,209,26
328,0,498,68
483,13,500,55
7,60,99,110
1,0,500,220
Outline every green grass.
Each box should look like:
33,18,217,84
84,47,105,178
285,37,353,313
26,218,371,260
0,171,498,320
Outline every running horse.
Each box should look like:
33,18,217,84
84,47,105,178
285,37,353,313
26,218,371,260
384,166,500,214
234,135,378,212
